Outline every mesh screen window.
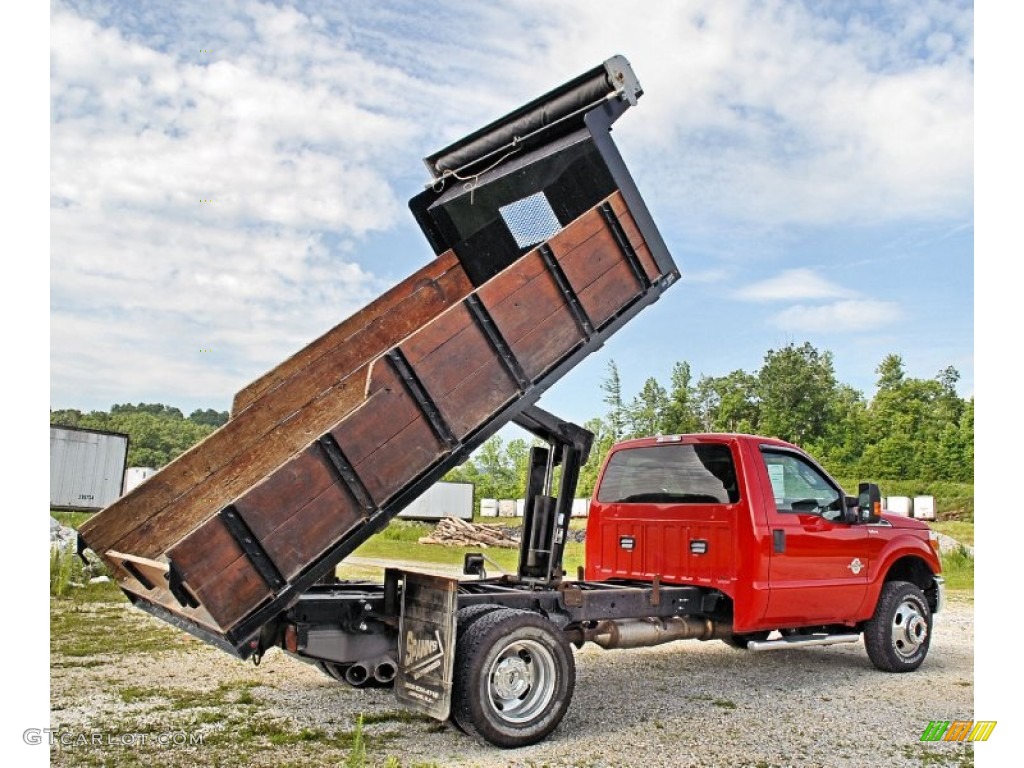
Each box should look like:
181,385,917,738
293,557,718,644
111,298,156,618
498,192,563,248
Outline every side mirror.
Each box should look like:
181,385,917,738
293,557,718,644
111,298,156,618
857,482,883,523
843,496,859,524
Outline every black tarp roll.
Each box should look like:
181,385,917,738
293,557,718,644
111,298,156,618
426,56,640,180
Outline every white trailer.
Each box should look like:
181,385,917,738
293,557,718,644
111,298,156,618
397,481,474,521
50,425,129,511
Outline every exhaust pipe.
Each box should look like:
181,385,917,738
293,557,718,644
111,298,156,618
344,662,370,687
586,617,732,650
747,633,861,652
373,660,397,685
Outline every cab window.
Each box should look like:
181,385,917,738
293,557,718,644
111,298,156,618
597,443,739,504
761,449,842,519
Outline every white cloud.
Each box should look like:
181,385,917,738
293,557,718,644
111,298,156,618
49,0,972,409
681,267,732,285
772,300,903,333
734,269,855,302
50,3,429,407
462,0,973,229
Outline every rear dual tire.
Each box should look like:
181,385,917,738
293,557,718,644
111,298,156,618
451,608,575,748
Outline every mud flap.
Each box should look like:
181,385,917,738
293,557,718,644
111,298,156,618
393,570,458,720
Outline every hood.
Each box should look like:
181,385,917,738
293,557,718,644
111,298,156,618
881,512,930,530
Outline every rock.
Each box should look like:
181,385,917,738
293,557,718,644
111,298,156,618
934,531,973,556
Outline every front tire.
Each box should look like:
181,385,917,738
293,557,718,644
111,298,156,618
451,608,575,748
863,580,932,672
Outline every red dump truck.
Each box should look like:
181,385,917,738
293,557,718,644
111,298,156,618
78,56,943,749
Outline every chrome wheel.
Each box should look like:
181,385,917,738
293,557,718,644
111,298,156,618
891,598,928,658
486,639,557,724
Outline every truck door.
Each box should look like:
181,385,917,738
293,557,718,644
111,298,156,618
758,447,868,626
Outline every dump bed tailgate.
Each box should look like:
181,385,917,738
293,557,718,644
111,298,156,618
78,56,678,656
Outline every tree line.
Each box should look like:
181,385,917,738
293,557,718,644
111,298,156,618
448,342,973,501
49,342,973,506
50,403,229,468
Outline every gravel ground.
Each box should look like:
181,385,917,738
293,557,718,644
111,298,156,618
49,595,974,768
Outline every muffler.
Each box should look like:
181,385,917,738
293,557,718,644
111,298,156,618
587,617,732,650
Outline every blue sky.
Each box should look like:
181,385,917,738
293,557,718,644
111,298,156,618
49,0,973,429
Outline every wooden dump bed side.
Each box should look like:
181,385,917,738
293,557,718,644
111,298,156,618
78,56,678,655
80,193,669,646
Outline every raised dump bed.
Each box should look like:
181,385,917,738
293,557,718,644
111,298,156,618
78,55,679,656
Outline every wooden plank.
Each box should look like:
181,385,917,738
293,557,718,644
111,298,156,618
614,209,659,281
508,304,583,380
233,251,461,414
259,482,365,580
399,301,474,368
328,363,422,468
80,261,471,558
121,582,224,634
477,251,547,308
108,372,371,559
577,258,642,328
634,242,659,283
106,550,168,592
190,552,277,630
435,359,518,438
233,446,337,542
545,202,607,257
353,415,445,504
557,225,624,296
168,515,248,592
407,308,497,400
481,257,565,345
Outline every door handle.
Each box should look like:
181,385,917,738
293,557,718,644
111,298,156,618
773,529,785,553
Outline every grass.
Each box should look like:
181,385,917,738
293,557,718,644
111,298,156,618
931,522,974,547
52,509,95,529
351,535,585,576
940,545,974,592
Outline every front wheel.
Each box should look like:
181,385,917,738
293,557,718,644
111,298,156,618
863,580,932,672
451,608,575,748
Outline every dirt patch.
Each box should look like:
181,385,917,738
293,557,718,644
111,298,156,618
49,593,974,767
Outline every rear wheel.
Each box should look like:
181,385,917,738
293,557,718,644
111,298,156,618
456,603,505,644
451,608,575,748
722,631,770,649
863,580,932,672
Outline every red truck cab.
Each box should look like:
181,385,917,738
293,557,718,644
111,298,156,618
586,433,943,668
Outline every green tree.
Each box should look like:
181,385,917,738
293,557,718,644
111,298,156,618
189,408,230,427
601,360,627,441
50,404,218,467
663,361,701,434
577,416,613,498
628,377,669,437
757,342,836,444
